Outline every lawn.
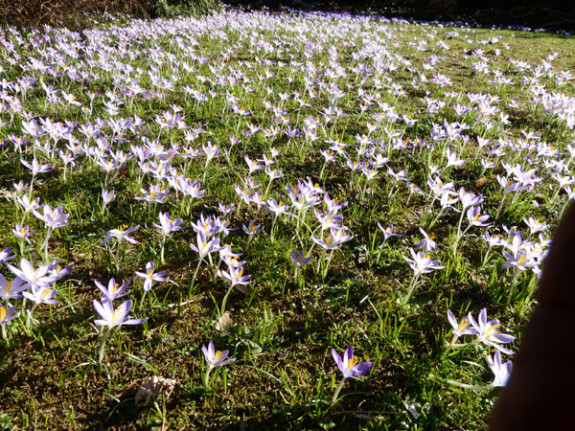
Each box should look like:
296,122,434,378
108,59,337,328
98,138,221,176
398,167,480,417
0,8,574,430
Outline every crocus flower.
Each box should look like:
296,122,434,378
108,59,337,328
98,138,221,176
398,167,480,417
415,227,438,251
12,225,35,240
33,205,70,229
523,217,549,235
135,262,168,292
404,248,445,276
0,247,15,264
21,158,51,175
102,224,140,246
312,227,354,250
332,346,372,379
190,214,219,236
0,305,19,324
0,275,27,301
16,195,41,213
7,258,55,289
94,278,131,301
458,187,484,210
23,285,58,304
466,206,491,227
487,351,512,387
290,250,312,267
242,220,263,236
447,310,478,337
102,190,116,204
502,250,537,271
377,223,402,242
153,212,185,237
220,264,251,287
202,341,236,368
93,299,147,328
468,308,515,354
190,231,222,259
12,180,29,194
218,203,235,216
47,261,73,281
265,200,293,218
314,209,343,231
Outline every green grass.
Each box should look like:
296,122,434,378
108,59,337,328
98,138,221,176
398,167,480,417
0,8,573,430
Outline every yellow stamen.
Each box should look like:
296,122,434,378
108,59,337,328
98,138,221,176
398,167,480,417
486,323,499,337
347,356,359,370
458,318,468,333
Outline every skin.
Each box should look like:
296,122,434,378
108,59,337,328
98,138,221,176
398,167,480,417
489,204,575,430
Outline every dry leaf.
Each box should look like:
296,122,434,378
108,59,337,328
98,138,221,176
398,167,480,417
135,376,177,407
475,177,489,188
215,311,233,331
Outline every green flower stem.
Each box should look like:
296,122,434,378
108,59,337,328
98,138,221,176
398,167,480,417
220,283,235,315
98,327,112,363
331,378,347,405
1,323,8,344
204,364,214,389
188,257,204,297
402,273,421,305
42,227,53,262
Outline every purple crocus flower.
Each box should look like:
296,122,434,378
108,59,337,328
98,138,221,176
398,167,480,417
47,260,73,281
447,310,479,337
377,223,403,242
102,190,116,204
290,250,312,267
94,278,131,301
202,341,236,368
23,285,59,305
242,220,263,236
102,224,140,246
458,187,484,210
12,225,35,240
0,275,27,301
7,258,56,289
312,227,354,250
466,206,492,228
0,247,15,264
220,264,251,287
415,227,438,251
487,351,513,387
21,158,51,175
468,308,515,354
331,346,372,379
0,305,19,324
153,211,185,237
190,231,222,259
135,262,168,292
93,299,147,328
404,248,445,276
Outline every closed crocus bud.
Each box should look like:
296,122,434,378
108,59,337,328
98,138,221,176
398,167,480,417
489,204,575,431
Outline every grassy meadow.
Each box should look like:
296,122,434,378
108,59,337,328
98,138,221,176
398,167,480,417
0,8,574,430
